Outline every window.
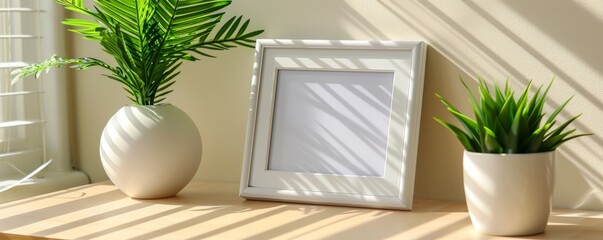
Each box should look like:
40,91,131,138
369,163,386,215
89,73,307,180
1,0,47,190
0,0,87,203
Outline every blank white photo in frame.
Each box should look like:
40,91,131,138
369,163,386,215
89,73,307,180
240,39,426,210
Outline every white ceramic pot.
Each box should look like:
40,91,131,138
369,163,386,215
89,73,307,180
463,150,555,236
99,104,202,199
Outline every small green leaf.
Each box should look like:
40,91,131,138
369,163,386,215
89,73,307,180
434,117,478,152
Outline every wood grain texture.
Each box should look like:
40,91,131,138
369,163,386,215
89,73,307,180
1,181,602,239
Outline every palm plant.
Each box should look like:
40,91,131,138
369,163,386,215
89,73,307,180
12,0,263,105
434,77,590,154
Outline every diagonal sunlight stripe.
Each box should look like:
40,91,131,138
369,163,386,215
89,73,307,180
0,159,52,192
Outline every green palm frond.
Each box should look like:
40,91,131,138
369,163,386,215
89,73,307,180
434,77,591,153
12,0,264,105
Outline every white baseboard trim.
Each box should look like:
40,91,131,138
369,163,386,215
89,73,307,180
0,171,89,204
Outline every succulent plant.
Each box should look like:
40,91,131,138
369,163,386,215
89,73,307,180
434,77,590,153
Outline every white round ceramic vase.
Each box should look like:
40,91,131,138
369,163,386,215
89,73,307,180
463,150,555,236
99,104,202,199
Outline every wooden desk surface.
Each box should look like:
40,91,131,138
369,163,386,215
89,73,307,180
1,181,602,240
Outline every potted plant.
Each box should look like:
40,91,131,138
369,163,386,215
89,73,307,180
12,0,263,199
434,77,590,236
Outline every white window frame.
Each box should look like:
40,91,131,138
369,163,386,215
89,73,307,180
0,0,88,203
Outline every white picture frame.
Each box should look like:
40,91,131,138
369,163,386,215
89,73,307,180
239,39,426,210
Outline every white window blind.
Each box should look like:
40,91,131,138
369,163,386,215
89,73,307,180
0,0,49,190
0,0,88,201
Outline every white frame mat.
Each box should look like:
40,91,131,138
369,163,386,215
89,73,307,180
240,39,426,210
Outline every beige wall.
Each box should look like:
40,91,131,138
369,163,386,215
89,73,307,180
69,0,603,210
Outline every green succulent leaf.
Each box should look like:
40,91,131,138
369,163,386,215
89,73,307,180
434,117,479,152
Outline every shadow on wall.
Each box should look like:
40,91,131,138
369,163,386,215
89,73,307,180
498,0,603,210
416,45,603,210
226,0,603,209
366,0,603,209
414,46,470,202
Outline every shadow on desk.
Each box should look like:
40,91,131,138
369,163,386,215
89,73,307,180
1,181,602,239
